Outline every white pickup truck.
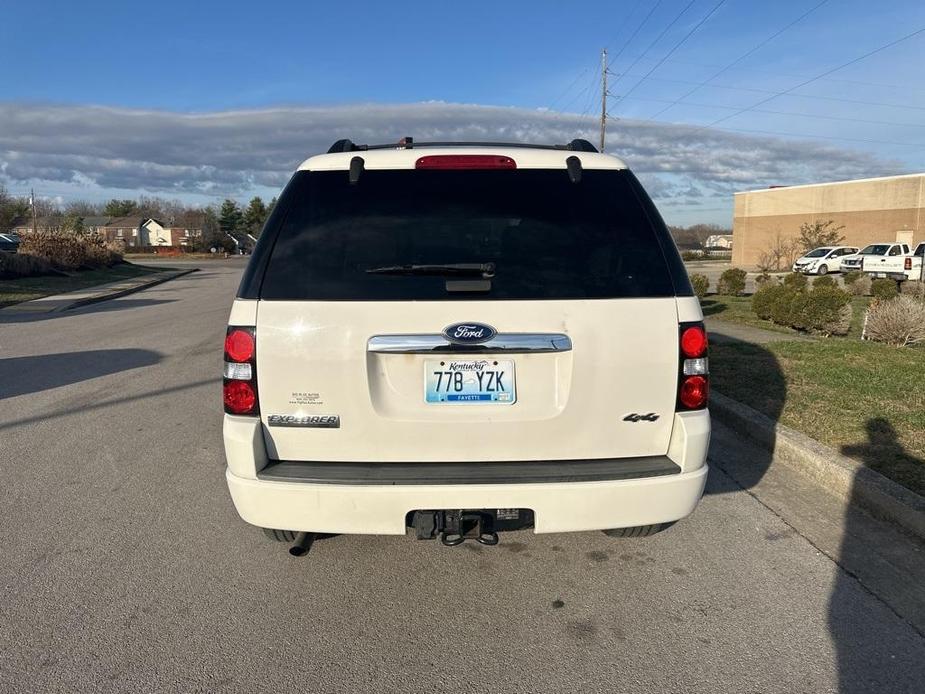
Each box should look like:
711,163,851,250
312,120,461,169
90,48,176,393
841,242,908,274
865,242,924,282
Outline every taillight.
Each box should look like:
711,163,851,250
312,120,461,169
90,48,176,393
224,326,258,415
680,325,708,358
678,322,709,410
905,257,912,271
415,155,516,170
224,329,255,362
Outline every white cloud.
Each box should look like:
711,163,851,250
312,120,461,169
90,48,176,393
0,101,907,224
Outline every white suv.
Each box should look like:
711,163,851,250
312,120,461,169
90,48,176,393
222,139,710,548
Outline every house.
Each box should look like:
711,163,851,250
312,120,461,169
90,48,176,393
169,227,204,247
102,217,201,248
101,217,146,247
704,234,734,250
11,214,204,250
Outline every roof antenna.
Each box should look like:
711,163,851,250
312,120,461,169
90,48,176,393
566,156,583,184
349,156,365,185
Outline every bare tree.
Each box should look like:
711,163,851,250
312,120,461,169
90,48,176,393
757,230,802,272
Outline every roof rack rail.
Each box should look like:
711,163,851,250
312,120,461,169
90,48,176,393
326,138,599,154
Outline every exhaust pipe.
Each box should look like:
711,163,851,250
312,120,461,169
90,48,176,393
288,531,315,557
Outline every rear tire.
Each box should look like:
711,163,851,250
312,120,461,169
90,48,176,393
603,523,673,538
817,264,828,275
262,528,297,543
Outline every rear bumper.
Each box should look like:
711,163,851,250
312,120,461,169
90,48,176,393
226,463,708,535
222,408,710,535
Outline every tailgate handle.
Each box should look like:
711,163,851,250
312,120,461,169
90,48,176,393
367,333,572,354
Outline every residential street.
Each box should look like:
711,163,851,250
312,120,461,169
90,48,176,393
1,260,923,694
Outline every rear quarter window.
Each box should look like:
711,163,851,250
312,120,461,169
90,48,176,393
250,168,686,301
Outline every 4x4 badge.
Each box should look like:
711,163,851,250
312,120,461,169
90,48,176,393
623,412,660,422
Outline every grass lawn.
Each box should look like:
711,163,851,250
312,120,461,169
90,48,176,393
0,263,161,308
702,294,872,338
711,338,925,496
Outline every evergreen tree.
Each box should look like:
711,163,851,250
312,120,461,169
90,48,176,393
218,199,243,235
104,199,138,217
242,196,268,237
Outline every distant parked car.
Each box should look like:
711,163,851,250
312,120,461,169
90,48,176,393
0,232,21,252
867,242,925,282
841,243,910,273
792,246,858,275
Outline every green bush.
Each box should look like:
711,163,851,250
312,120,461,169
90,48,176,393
681,250,703,261
849,274,871,296
689,273,709,298
751,283,781,320
870,278,899,301
842,271,862,286
783,272,808,290
717,267,747,296
800,286,852,335
752,282,851,335
769,286,800,326
822,303,853,337
812,274,836,288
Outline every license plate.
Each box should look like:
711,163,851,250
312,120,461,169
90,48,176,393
424,359,516,404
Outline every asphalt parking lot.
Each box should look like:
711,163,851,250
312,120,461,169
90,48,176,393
1,262,923,693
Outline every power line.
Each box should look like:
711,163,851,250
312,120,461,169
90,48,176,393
608,71,925,111
689,25,925,135
646,0,830,121
605,110,925,148
608,0,697,93
613,0,727,108
547,67,590,113
704,125,925,149
546,0,644,121
620,94,925,129
607,0,663,66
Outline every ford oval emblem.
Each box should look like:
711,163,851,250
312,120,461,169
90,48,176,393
443,322,497,345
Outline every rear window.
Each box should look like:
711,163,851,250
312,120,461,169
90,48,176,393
257,168,679,301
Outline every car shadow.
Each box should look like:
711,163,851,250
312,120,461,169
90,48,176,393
0,349,163,399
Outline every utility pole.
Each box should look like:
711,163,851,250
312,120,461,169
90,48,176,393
599,48,607,153
30,188,36,234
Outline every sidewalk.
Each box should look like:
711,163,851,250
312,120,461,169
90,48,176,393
1,268,197,314
705,315,811,344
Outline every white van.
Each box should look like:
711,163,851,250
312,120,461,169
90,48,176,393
222,139,710,549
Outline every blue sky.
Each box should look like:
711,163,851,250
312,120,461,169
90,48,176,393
2,0,924,224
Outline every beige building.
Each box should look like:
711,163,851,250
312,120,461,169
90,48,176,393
732,173,925,268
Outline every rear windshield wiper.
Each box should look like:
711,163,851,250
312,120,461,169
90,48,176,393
366,262,496,278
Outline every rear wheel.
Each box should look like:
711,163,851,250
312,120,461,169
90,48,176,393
262,528,297,543
603,523,673,538
817,264,828,275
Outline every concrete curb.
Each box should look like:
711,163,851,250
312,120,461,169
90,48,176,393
51,268,199,313
711,390,925,541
